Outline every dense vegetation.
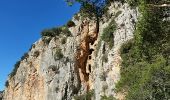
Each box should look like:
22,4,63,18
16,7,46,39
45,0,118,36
116,0,170,100
41,26,71,37
101,19,117,48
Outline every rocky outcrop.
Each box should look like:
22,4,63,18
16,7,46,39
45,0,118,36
3,1,138,100
0,91,3,100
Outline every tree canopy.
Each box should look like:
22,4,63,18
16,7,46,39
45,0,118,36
66,0,107,17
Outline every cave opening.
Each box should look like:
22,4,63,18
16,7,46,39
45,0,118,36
89,56,91,59
88,64,91,73
89,49,94,55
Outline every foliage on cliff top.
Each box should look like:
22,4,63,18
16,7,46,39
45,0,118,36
41,25,71,37
9,61,21,78
101,18,117,49
116,1,170,99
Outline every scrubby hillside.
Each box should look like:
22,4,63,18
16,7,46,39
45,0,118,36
3,0,170,100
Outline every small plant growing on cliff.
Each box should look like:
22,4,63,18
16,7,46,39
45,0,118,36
5,80,9,87
55,87,59,93
54,48,63,61
42,36,52,45
101,19,117,49
61,37,67,44
101,95,116,100
41,29,55,37
21,53,29,61
61,26,72,36
74,13,80,21
29,44,35,51
9,61,21,77
102,53,108,63
115,10,122,18
67,20,75,27
74,89,95,100
48,65,59,74
100,72,107,81
33,51,40,58
41,27,62,37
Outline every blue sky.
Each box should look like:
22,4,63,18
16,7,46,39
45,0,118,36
0,0,80,91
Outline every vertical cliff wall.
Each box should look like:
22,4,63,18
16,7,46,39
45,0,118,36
3,1,138,100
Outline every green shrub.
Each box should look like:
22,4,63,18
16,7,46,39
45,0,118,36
67,20,75,27
5,80,9,87
9,61,21,77
51,27,62,35
48,65,59,74
21,53,29,61
29,44,35,51
61,37,67,44
102,54,108,63
101,95,116,100
41,29,56,37
42,36,52,45
115,11,122,18
101,19,117,49
74,89,95,100
33,51,40,58
120,39,134,54
100,72,107,81
116,1,170,99
61,26,72,36
41,26,71,37
74,14,80,21
55,87,59,93
126,0,139,7
54,48,63,61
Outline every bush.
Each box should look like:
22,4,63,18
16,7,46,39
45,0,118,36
61,26,72,36
100,72,107,81
74,14,80,21
41,29,56,37
101,95,116,100
51,27,62,35
42,36,52,45
67,20,75,27
54,48,63,61
41,26,72,37
120,39,134,54
115,11,122,18
101,19,117,49
48,65,59,74
21,53,29,61
55,87,59,93
61,37,67,44
126,0,139,7
102,54,108,63
29,44,35,51
74,89,95,100
116,1,170,99
33,51,40,58
5,80,9,87
9,61,21,77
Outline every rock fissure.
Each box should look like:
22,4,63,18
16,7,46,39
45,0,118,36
76,20,99,91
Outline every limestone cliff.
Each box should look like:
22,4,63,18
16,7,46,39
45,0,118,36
3,1,138,100
0,91,3,100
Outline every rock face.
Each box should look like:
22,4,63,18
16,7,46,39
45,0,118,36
0,91,3,100
3,1,138,100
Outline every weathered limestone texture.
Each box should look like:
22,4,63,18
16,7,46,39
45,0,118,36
3,1,138,100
